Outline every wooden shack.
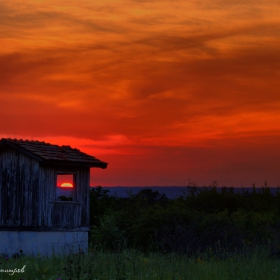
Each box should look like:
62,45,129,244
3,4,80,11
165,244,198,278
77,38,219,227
0,138,107,256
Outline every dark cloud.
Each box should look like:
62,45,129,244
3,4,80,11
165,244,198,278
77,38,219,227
0,3,127,42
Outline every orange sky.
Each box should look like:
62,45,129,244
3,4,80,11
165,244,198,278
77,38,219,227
1,0,280,187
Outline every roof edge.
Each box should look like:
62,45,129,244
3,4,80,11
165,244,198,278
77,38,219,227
0,138,108,168
0,138,44,162
40,160,108,168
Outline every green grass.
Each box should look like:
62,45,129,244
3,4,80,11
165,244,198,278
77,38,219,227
0,247,280,280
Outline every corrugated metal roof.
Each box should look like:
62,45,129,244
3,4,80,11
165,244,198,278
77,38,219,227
0,138,108,168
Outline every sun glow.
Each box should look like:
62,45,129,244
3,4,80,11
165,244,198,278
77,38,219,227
60,182,73,188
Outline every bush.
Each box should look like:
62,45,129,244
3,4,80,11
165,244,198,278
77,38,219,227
90,214,126,251
89,186,280,256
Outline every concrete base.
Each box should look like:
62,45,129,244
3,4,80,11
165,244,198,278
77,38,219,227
0,231,88,257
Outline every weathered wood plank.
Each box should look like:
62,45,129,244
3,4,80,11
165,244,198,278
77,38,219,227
0,148,40,227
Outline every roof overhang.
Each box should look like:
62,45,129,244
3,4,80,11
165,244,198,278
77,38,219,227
40,160,108,169
0,138,108,169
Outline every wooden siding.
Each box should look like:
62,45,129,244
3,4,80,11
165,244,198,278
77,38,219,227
38,164,90,229
0,147,90,231
0,147,40,228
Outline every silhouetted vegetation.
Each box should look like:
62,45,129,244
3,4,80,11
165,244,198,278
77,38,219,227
57,195,73,201
89,183,280,258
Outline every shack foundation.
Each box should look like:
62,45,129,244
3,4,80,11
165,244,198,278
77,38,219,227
0,230,88,257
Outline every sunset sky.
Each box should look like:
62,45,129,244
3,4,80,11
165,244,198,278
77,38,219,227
1,0,280,187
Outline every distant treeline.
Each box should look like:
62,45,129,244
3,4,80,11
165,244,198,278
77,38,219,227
92,184,280,199
89,184,280,257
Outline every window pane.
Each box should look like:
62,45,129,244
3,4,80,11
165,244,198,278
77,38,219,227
56,174,74,201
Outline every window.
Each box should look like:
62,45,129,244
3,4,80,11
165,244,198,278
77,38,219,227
56,173,76,201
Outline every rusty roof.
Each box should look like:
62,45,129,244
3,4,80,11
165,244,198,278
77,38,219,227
0,138,108,168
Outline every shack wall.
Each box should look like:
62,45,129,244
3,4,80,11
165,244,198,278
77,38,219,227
39,165,90,229
0,148,90,230
0,147,40,228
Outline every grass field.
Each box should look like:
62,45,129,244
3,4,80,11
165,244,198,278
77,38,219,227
0,247,280,280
